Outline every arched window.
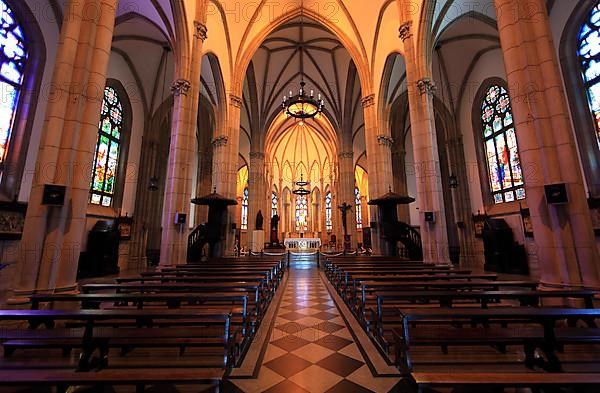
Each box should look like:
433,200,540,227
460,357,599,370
90,86,125,206
241,187,249,230
578,2,600,151
271,191,278,217
480,85,525,204
0,0,27,176
325,191,332,231
355,187,363,229
295,195,308,231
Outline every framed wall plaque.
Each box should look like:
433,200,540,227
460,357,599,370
0,201,27,240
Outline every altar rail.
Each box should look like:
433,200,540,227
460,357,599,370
284,238,321,249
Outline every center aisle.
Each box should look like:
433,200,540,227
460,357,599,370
230,259,401,393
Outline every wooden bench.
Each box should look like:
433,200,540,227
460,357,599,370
0,368,224,393
370,289,597,342
392,307,600,374
0,308,235,370
80,282,267,319
407,372,600,393
30,292,253,335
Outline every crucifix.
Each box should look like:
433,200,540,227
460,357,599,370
337,202,352,237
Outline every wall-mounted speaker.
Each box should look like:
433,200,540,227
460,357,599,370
42,184,66,206
545,183,568,205
424,212,435,223
174,212,187,225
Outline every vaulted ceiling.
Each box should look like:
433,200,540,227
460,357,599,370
240,17,364,148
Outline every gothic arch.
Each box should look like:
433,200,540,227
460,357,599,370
0,0,46,200
559,0,600,196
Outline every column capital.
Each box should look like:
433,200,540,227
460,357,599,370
230,94,243,108
211,134,229,147
338,151,353,159
171,79,191,96
417,77,436,96
399,21,413,42
249,151,265,160
377,134,394,148
361,94,375,108
194,21,208,41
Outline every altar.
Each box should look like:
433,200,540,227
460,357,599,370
284,238,321,250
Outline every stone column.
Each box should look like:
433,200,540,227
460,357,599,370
337,151,357,246
362,95,394,254
494,0,600,287
247,151,266,244
401,21,449,263
160,22,207,265
392,147,410,223
13,0,118,298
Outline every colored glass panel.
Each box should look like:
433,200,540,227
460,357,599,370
90,87,123,205
0,0,27,173
481,84,525,203
241,188,248,230
325,191,332,231
295,195,308,231
355,187,362,229
271,191,278,217
578,3,600,150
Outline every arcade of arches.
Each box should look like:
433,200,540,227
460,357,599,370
0,0,599,305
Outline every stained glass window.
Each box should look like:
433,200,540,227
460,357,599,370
578,2,600,151
0,0,27,175
325,191,332,231
241,187,249,230
271,191,278,217
90,86,124,206
481,84,525,204
295,195,308,231
355,187,363,229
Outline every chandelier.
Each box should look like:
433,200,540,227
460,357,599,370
281,1,325,120
292,174,311,196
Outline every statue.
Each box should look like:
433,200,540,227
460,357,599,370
256,210,264,230
338,202,352,236
270,214,280,244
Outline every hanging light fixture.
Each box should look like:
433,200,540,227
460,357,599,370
282,0,325,120
292,173,311,196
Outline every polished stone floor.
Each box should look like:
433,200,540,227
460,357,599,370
229,259,400,393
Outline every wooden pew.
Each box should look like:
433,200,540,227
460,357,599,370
80,282,267,319
0,309,235,370
29,292,253,337
407,372,600,393
392,307,600,374
0,368,224,393
370,289,597,345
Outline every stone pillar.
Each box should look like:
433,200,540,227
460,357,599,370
248,151,266,237
337,151,357,246
494,0,600,287
392,147,411,223
160,22,207,265
401,21,449,263
13,0,118,297
362,95,394,255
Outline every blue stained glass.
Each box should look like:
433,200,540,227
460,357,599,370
579,3,600,150
0,0,27,170
481,84,525,204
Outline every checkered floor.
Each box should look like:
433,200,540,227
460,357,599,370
230,263,400,393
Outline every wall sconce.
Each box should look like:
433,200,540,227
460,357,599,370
148,176,159,191
448,173,458,189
